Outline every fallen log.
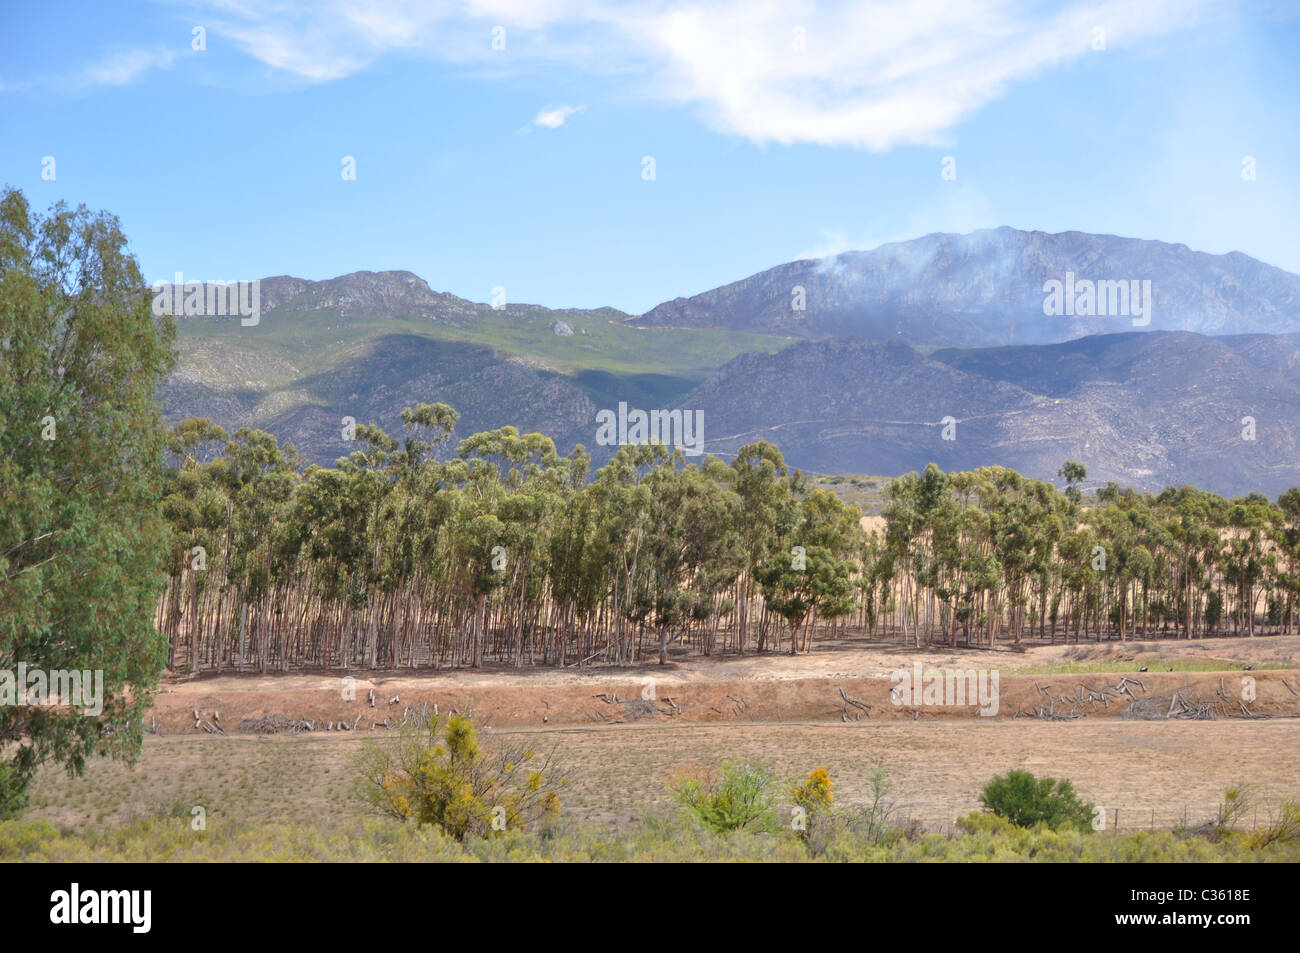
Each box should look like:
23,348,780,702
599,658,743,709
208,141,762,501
839,687,871,714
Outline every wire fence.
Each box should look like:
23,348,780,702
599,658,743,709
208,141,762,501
885,796,1295,835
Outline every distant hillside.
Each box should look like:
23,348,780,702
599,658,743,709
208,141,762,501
637,228,1300,347
158,270,792,465
156,252,1300,496
677,332,1300,496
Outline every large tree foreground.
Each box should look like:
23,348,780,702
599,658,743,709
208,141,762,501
0,188,176,812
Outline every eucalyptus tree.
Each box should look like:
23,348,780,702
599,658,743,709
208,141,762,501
729,442,797,653
1274,488,1300,633
882,472,924,645
1223,496,1278,636
584,445,656,662
755,490,859,654
1158,485,1227,637
159,419,229,669
755,542,855,655
1091,504,1153,641
637,447,702,664
1058,461,1087,504
0,189,175,810
673,458,745,656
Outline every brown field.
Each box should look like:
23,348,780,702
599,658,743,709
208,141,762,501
26,633,1300,834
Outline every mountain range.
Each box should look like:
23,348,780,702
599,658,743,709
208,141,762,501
681,332,1300,495
640,227,1300,346
157,228,1300,497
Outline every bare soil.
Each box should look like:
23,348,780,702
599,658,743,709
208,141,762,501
149,633,1300,732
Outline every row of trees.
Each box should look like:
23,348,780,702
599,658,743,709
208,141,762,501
156,407,1300,672
158,408,861,671
883,463,1300,647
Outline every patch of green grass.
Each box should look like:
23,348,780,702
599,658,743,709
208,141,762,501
174,307,795,428
178,307,793,384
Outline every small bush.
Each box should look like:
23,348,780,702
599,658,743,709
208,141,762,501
791,767,833,818
958,810,1016,835
852,766,896,843
789,766,835,847
354,710,564,842
668,759,777,833
1246,800,1300,849
978,770,1094,832
1216,784,1252,831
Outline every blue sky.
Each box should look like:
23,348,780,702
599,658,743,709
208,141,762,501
2,0,1298,315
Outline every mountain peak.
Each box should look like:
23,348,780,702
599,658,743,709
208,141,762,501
258,269,457,316
637,228,1300,347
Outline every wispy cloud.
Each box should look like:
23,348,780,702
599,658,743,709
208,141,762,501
83,47,178,86
641,0,1222,150
532,104,585,129
181,0,1227,149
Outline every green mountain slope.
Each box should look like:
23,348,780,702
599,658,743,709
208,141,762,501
161,271,794,462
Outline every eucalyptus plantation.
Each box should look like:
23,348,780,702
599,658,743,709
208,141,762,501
153,398,1300,675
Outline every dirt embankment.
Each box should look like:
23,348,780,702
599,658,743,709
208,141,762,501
151,668,1300,735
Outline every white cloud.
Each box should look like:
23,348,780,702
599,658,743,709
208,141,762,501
641,0,1222,150
532,104,584,128
83,47,177,86
204,1,434,82
183,0,1226,149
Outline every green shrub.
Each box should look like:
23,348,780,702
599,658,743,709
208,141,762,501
852,766,896,844
957,810,1016,835
354,709,564,842
1246,799,1300,848
978,770,1094,832
5,805,1300,862
1213,784,1252,836
668,759,777,833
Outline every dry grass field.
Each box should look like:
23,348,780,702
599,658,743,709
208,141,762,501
23,633,1300,837
26,719,1300,836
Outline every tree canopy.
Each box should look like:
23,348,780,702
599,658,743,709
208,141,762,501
153,402,1300,676
1,188,176,808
